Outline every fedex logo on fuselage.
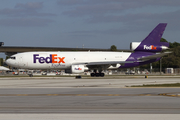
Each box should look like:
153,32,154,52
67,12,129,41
144,45,157,50
33,54,65,64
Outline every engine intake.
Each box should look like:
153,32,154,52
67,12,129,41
65,65,88,74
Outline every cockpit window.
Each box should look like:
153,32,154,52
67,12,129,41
9,57,16,59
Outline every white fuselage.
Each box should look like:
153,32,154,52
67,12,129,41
6,51,131,70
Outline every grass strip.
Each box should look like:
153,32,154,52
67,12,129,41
131,83,180,87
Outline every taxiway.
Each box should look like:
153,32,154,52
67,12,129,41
0,76,179,114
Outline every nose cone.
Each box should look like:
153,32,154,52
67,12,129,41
5,55,18,68
5,58,16,67
5,59,11,66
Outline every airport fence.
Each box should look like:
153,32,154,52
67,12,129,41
111,68,180,75
1,68,180,76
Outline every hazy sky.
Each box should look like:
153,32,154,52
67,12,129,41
0,0,180,56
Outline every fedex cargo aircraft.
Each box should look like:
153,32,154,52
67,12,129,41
6,23,170,77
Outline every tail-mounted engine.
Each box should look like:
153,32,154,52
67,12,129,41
130,42,169,52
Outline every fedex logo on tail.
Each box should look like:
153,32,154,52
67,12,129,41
144,45,157,50
33,54,65,64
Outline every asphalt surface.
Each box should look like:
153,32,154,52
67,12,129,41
0,76,179,114
0,76,180,88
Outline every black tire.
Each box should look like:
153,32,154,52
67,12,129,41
100,73,105,77
76,76,81,79
91,73,95,77
95,73,100,77
29,74,33,77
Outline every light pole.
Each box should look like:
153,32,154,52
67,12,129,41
150,63,152,74
160,58,162,75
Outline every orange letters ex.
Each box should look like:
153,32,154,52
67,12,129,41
52,54,65,63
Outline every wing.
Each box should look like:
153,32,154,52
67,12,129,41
72,61,134,70
86,61,134,66
138,52,172,61
72,61,134,66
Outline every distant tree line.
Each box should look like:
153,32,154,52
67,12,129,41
0,58,3,66
110,45,117,51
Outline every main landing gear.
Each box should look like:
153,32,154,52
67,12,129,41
90,70,105,77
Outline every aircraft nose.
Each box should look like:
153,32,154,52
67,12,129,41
5,58,14,66
5,59,11,66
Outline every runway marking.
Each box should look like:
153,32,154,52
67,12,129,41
0,93,179,97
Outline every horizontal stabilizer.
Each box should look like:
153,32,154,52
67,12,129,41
138,52,172,61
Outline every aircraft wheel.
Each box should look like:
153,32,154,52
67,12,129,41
75,76,81,79
91,73,95,77
95,73,100,77
100,73,105,77
29,74,33,77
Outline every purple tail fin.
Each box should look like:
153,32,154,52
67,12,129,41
131,23,169,52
